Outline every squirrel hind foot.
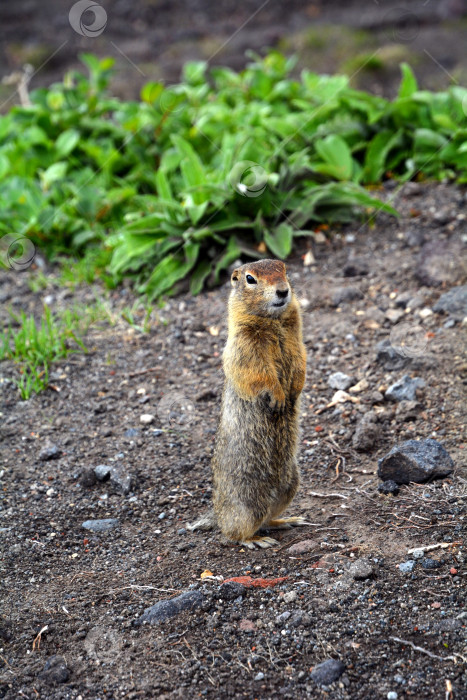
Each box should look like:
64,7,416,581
239,535,279,550
187,511,216,532
266,516,310,529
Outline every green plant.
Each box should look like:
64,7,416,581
0,305,88,399
0,53,465,299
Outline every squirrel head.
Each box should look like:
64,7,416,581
230,259,293,318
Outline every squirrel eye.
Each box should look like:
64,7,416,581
245,274,257,285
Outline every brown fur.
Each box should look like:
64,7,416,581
189,259,307,548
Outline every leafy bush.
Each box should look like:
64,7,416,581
1,53,466,298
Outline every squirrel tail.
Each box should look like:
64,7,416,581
187,510,216,532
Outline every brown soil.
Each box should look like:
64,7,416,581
0,181,466,698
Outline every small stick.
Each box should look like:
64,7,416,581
32,625,48,651
128,367,161,378
308,491,348,499
407,542,462,555
390,636,465,663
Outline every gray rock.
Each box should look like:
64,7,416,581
434,618,462,633
376,340,411,371
385,375,425,402
395,400,421,421
385,309,405,324
135,590,204,625
82,518,120,533
411,548,425,559
378,439,454,485
221,582,246,600
433,285,467,319
39,444,61,461
254,672,265,681
348,559,374,580
38,655,70,684
352,412,379,452
331,286,364,306
94,464,111,481
310,658,345,686
79,468,97,488
328,372,354,391
124,428,140,438
398,560,415,573
110,466,133,495
404,229,425,247
416,240,466,287
378,480,400,496
421,558,442,570
343,258,368,277
288,539,316,554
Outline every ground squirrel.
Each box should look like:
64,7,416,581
189,259,308,549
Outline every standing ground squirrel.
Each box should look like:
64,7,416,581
189,259,308,549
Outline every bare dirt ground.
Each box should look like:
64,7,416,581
0,181,466,698
1,0,467,107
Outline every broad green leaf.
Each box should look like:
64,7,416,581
314,135,353,180
142,242,200,299
398,63,418,99
40,162,67,189
55,129,80,157
190,258,211,294
264,223,293,258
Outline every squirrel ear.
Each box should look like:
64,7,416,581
231,270,239,285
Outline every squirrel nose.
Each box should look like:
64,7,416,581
276,288,289,299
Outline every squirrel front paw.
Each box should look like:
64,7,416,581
265,387,286,411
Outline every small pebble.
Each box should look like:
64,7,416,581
387,692,398,700
411,548,425,559
398,560,415,573
254,672,265,682
140,414,155,424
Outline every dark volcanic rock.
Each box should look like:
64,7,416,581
38,444,61,461
385,375,425,402
352,412,379,452
310,658,345,686
135,590,205,625
220,582,247,600
378,480,400,495
331,286,364,306
82,518,120,533
38,655,70,684
94,464,111,481
109,465,133,494
378,439,454,485
343,257,368,277
376,339,411,371
416,240,466,287
433,285,467,319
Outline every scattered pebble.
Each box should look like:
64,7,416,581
221,582,246,600
94,464,111,481
239,618,256,632
398,560,415,573
411,549,425,559
38,655,70,684
378,439,454,484
416,239,465,287
385,375,425,402
254,672,265,681
421,558,442,570
348,559,374,580
109,465,133,495
283,590,297,604
385,309,405,324
140,414,155,424
81,518,120,533
433,284,467,319
352,412,378,452
376,340,411,370
39,444,61,461
387,692,398,700
378,480,399,496
310,658,346,686
331,286,364,306
288,539,316,554
328,372,354,391
135,590,205,625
